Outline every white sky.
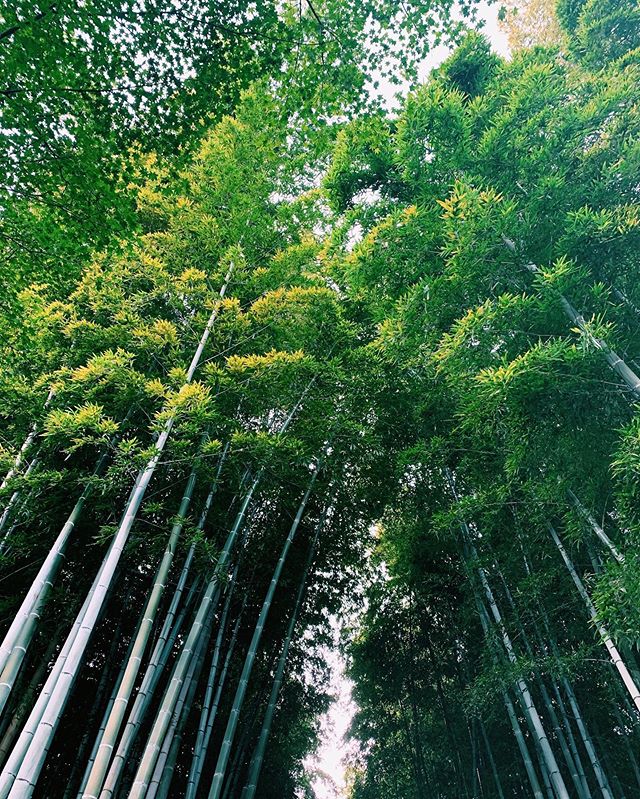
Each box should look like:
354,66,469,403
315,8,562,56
304,5,509,797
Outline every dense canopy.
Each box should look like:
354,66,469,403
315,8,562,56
1,0,640,797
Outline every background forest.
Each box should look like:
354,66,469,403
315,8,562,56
1,0,640,797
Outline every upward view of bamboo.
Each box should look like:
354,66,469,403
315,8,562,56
99,571,203,799
0,264,234,799
82,439,228,799
0,452,40,548
3,17,640,798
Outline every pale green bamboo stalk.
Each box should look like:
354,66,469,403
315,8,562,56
0,455,40,548
81,456,203,799
561,676,614,799
3,265,235,799
75,664,127,799
189,595,246,799
0,450,109,702
127,581,221,799
0,585,50,721
549,680,592,799
528,618,592,799
147,605,212,799
207,469,319,799
74,625,138,798
127,475,260,799
98,563,202,799
0,630,59,770
242,513,323,799
185,564,238,799
127,386,312,799
0,430,37,495
0,388,53,494
519,547,594,799
548,523,640,713
0,539,114,799
479,567,568,799
566,489,624,563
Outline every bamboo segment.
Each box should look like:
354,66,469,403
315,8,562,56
185,565,238,799
0,542,114,799
0,450,109,694
98,458,224,799
146,599,212,799
99,573,202,799
494,560,591,799
446,470,569,799
0,389,53,525
476,601,544,799
126,476,259,799
548,523,640,714
566,489,624,563
189,596,246,799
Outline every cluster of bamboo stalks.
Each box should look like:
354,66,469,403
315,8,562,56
0,265,334,798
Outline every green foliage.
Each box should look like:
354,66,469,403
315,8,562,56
2,5,640,798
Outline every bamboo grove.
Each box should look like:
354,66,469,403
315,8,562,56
1,1,640,797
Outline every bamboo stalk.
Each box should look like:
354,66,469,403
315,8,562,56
503,237,640,399
126,475,259,799
476,601,544,799
446,470,569,799
493,558,590,799
0,450,110,702
242,513,322,799
99,564,202,799
189,595,246,799
0,540,115,799
185,565,238,799
81,449,209,799
146,597,212,799
207,468,319,799
566,489,624,564
548,523,640,714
